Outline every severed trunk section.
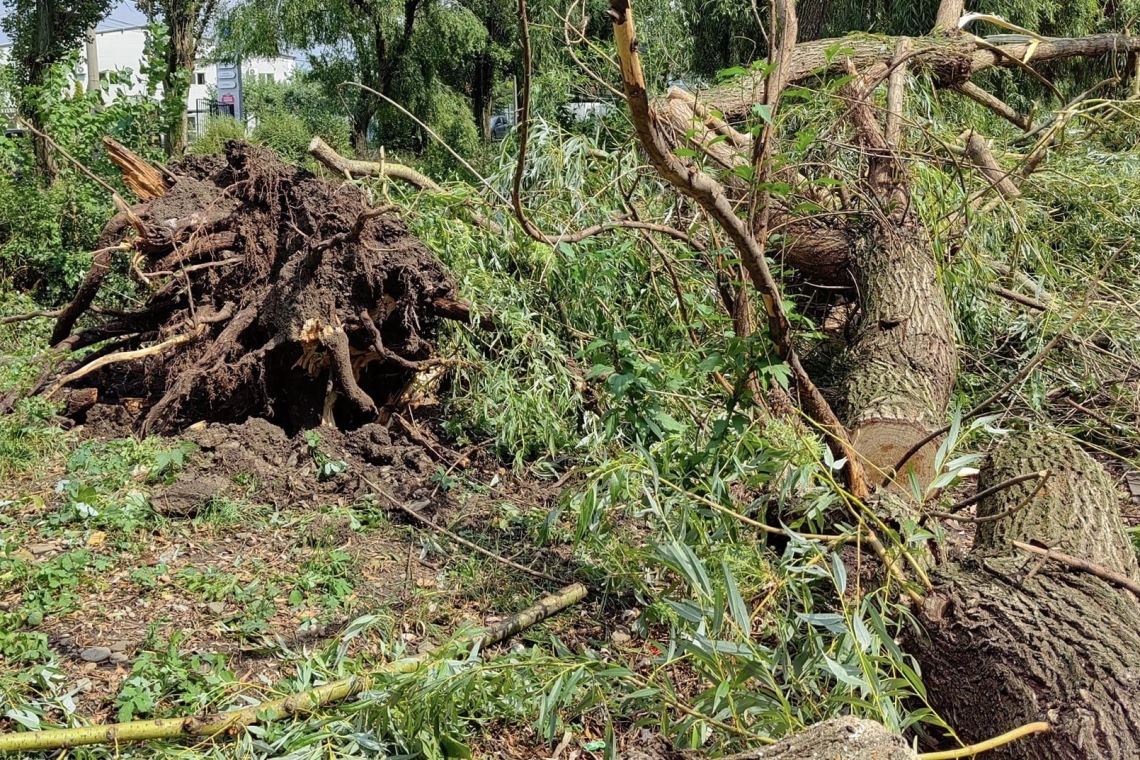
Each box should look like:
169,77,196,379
911,429,1140,760
717,716,915,760
842,209,956,489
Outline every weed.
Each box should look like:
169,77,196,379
303,430,349,480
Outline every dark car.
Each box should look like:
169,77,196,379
4,128,27,139
489,113,514,141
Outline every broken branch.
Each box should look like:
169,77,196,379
0,584,586,752
1012,541,1140,597
607,0,867,498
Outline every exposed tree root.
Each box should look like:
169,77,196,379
10,141,475,435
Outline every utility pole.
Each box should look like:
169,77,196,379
84,25,100,93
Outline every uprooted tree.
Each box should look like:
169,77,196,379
0,138,484,434
3,0,1140,755
602,0,1140,756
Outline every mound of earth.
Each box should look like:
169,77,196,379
4,139,481,435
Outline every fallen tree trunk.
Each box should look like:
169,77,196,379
699,32,1140,121
719,716,917,760
843,208,957,489
911,429,1140,759
837,66,958,491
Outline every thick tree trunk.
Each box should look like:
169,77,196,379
842,207,956,488
796,0,830,41
911,429,1140,760
24,1,58,183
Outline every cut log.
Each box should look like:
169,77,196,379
911,428,1140,760
838,69,957,492
842,213,957,490
718,716,916,760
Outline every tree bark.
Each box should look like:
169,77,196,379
697,32,1140,121
24,1,58,183
717,716,916,760
842,209,956,489
911,429,1140,760
837,63,957,492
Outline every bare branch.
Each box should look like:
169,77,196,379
607,0,867,498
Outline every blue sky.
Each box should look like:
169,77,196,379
0,2,148,45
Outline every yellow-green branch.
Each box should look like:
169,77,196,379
0,583,587,753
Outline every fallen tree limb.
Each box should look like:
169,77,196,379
0,583,587,753
702,32,1140,121
1012,540,1140,597
308,137,503,235
607,0,868,498
308,137,443,191
919,722,1051,760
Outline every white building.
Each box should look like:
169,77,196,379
1,25,295,138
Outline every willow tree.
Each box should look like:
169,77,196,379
218,0,501,152
601,0,1140,755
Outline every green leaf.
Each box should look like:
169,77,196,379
752,103,773,125
440,734,472,759
831,553,847,595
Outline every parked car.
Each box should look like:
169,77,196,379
489,113,514,141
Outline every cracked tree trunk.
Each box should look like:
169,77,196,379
910,429,1140,760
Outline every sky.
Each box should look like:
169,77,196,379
0,2,148,45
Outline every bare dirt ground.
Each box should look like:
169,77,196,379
0,406,605,735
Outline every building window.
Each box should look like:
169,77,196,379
258,73,274,84
195,72,207,85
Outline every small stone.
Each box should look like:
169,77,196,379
610,630,631,646
27,543,56,556
80,646,111,663
109,652,129,664
109,641,129,652
206,602,225,615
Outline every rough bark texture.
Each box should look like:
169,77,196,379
973,432,1140,578
911,429,1140,760
842,211,956,488
718,716,916,760
699,32,1140,121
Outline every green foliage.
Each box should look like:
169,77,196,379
0,0,114,102
0,53,164,299
116,633,237,722
188,116,246,155
244,75,353,161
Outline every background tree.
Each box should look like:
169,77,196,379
135,0,221,157
0,0,113,181
219,0,492,156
